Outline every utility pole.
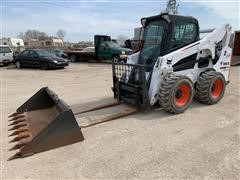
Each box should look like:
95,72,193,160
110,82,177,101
163,0,179,15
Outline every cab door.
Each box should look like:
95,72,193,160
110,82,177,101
27,50,40,67
17,50,30,66
98,42,111,60
170,21,199,71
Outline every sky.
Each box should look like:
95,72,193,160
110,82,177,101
1,0,239,42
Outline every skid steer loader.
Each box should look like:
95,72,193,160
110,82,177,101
8,13,232,160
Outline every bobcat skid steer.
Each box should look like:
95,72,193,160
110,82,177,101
8,13,232,160
112,14,232,112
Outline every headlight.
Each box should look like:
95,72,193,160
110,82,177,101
53,60,58,63
121,51,125,55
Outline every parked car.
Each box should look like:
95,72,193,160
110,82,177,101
51,49,67,58
0,45,13,66
14,49,69,70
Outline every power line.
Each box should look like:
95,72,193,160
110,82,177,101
5,0,166,13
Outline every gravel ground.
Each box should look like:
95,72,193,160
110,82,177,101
0,63,239,179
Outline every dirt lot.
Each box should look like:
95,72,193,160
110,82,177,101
1,63,239,179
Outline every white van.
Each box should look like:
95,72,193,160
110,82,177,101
0,45,13,66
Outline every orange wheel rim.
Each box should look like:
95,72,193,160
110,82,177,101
211,79,223,99
174,84,191,107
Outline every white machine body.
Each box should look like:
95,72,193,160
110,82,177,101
127,24,232,106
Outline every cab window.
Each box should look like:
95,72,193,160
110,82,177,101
28,51,38,58
171,21,197,48
0,47,12,53
99,42,108,50
20,50,29,56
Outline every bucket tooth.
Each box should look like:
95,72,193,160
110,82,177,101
8,122,28,131
7,152,21,161
9,114,25,122
9,118,26,126
9,138,29,151
8,127,28,137
9,132,30,143
9,142,26,151
8,112,22,118
9,126,18,131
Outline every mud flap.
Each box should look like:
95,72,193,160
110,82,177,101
8,87,84,160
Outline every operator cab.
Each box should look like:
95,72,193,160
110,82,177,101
139,13,200,69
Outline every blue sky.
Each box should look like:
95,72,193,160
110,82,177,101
1,0,239,42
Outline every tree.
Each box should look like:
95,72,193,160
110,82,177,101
56,29,66,40
17,30,48,40
17,32,25,39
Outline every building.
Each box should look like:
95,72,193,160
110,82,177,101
134,27,143,40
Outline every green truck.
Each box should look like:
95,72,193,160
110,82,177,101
65,35,133,62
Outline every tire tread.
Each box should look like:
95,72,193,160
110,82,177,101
159,73,193,114
195,70,225,104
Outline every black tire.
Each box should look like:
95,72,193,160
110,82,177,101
158,73,194,114
112,55,120,63
195,71,226,104
15,61,21,69
70,54,78,62
3,62,11,66
41,62,49,70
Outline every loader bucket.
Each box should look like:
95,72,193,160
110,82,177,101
8,87,84,160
